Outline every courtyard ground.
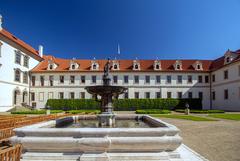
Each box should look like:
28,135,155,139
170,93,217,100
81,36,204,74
159,117,240,161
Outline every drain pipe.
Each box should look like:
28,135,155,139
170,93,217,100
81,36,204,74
209,73,212,110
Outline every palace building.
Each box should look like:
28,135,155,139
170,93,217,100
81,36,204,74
0,15,240,112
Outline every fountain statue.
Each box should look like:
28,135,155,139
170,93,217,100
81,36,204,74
85,58,127,126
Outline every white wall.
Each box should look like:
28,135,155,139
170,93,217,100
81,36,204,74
211,62,240,111
30,72,210,109
0,40,40,111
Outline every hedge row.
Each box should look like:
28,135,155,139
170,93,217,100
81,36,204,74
136,109,171,114
175,109,225,114
11,110,63,115
46,98,202,111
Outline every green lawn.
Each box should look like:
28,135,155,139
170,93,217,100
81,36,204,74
151,114,217,121
208,114,240,120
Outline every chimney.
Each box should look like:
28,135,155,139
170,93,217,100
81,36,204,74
0,15,3,30
38,45,43,57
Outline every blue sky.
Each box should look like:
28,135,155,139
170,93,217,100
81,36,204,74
0,0,240,60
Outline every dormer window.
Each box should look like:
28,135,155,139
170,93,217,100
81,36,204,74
91,60,99,70
224,49,238,65
154,60,161,70
193,61,203,71
174,60,182,70
112,60,119,70
47,60,57,70
69,59,79,70
133,60,140,70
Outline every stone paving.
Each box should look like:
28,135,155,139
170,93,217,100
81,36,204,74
160,117,240,161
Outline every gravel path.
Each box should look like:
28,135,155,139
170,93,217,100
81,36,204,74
160,118,240,161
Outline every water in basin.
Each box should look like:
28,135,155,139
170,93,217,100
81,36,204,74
56,119,152,128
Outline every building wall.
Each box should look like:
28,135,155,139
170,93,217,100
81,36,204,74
211,61,240,111
0,40,40,111
30,72,211,109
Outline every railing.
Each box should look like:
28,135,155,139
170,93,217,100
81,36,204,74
0,144,22,161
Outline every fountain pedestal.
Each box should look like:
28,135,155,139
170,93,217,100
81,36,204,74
97,113,116,127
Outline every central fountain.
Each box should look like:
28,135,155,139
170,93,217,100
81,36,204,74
85,58,126,127
10,59,207,161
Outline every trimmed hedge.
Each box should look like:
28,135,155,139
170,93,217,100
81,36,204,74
175,109,225,114
46,98,202,111
11,110,63,115
68,110,100,114
136,109,171,114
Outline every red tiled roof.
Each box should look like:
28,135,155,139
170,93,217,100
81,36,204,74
0,29,42,60
31,55,213,73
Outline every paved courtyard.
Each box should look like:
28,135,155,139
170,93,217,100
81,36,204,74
160,118,240,161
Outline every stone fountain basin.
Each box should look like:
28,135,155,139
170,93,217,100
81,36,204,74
10,115,182,154
85,85,127,95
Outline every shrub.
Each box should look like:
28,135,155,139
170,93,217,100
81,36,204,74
136,109,171,114
68,110,100,114
46,98,202,111
11,110,63,114
175,109,225,114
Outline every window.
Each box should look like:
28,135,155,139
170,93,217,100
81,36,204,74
197,64,201,70
224,70,228,79
49,64,53,70
145,92,150,98
212,91,215,100
92,64,97,70
198,92,203,100
31,92,35,101
92,75,96,83
59,92,64,99
238,65,240,76
176,64,181,70
177,75,182,84
134,92,139,99
71,64,75,70
224,89,228,100
156,92,161,98
124,75,128,84
31,76,35,86
70,92,75,99
166,75,171,84
113,75,118,84
188,92,192,99
145,75,150,84
23,72,28,84
134,64,139,70
198,76,202,83
212,74,215,82
167,92,172,98
40,76,44,86
70,75,75,84
81,76,85,84
155,64,160,70
134,75,139,84
205,75,209,83
124,92,128,99
187,75,192,83
39,92,44,102
49,75,53,86
14,69,21,82
0,42,2,57
23,56,29,68
177,92,182,99
156,75,161,84
113,64,118,70
59,76,64,83
48,92,53,99
226,57,230,63
15,51,21,64
80,92,85,99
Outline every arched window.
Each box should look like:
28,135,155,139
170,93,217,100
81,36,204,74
15,69,21,82
155,64,160,69
135,64,139,70
176,64,181,70
49,64,53,70
93,64,97,70
197,64,201,70
226,57,230,63
71,64,75,69
114,64,118,69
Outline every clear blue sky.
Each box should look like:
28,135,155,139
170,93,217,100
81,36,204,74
1,0,240,60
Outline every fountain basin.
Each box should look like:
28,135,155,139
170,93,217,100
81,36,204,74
10,115,183,160
85,85,127,95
